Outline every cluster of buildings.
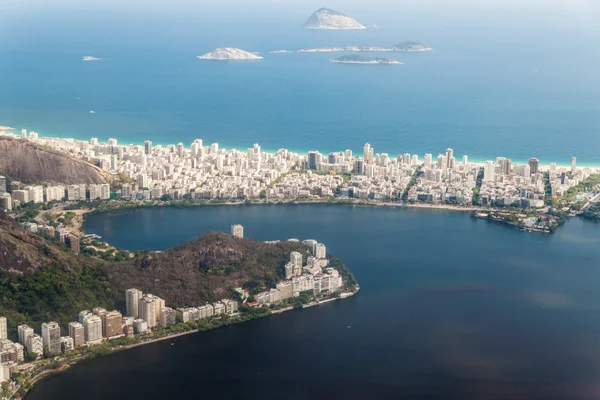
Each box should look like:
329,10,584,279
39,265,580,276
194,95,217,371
255,240,343,306
1,131,596,210
0,289,239,383
20,222,80,254
0,177,110,212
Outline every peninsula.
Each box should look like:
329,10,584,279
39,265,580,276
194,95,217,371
0,211,358,398
331,55,401,65
197,48,263,60
297,42,433,53
304,7,366,30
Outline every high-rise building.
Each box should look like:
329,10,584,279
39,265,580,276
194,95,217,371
68,322,85,348
484,161,495,182
571,157,577,172
160,308,177,328
528,158,540,175
0,193,11,212
308,151,321,170
446,148,454,169
177,142,184,158
26,334,43,357
60,337,74,353
144,140,152,155
66,235,80,254
231,224,244,239
363,143,372,163
290,251,303,276
17,325,33,347
139,295,157,328
0,176,6,195
100,184,111,200
126,288,143,318
104,311,123,339
0,317,6,339
41,322,61,354
83,315,103,344
315,244,326,259
353,160,364,175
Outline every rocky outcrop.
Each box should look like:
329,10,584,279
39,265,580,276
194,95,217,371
0,137,110,184
304,8,365,30
197,48,263,60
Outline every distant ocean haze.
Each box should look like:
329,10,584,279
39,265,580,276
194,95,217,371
0,0,599,164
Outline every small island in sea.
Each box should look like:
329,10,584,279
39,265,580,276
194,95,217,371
304,7,366,30
197,48,263,60
82,56,102,61
296,42,433,53
331,55,401,65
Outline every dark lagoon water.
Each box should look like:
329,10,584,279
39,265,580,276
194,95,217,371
25,205,600,400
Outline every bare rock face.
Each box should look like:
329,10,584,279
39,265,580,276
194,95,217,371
197,48,263,60
0,137,110,184
304,8,366,30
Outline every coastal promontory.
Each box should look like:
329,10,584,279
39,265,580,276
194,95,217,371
304,8,366,30
197,48,263,60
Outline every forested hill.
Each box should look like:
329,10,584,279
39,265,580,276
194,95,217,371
0,211,322,336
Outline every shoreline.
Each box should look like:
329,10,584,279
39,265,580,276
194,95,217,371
21,289,359,399
1,129,597,169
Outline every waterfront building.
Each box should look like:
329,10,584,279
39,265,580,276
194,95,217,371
139,294,164,328
60,337,74,353
100,183,110,200
213,302,225,316
68,322,85,348
41,322,61,354
126,288,143,318
159,307,176,328
26,334,43,357
104,310,123,339
0,317,6,340
134,319,148,334
571,157,577,172
83,315,103,345
231,224,244,238
292,275,315,297
17,325,33,347
315,243,326,259
144,140,152,155
221,299,238,315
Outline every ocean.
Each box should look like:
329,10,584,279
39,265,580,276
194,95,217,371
1,0,600,165
24,205,600,400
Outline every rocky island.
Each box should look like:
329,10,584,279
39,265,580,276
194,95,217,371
197,48,263,60
331,55,401,65
297,42,433,53
304,7,366,30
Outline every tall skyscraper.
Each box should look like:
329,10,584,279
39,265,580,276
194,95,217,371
18,325,33,347
528,158,540,175
315,244,327,259
446,148,454,168
0,317,7,339
231,224,244,239
484,161,495,182
177,142,184,158
126,288,143,318
144,140,152,155
83,315,103,344
68,322,85,348
363,143,371,163
571,157,577,172
41,322,61,354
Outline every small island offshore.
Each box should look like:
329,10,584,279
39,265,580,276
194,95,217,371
304,7,366,30
331,55,401,65
0,215,358,399
197,48,263,60
297,42,433,53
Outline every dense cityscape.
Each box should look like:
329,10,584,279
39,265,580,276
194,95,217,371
0,224,353,398
1,129,599,235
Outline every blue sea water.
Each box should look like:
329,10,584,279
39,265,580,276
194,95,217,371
1,0,599,164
